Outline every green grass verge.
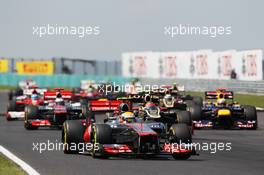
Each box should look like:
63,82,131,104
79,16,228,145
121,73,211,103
0,153,27,175
0,86,16,90
187,91,264,108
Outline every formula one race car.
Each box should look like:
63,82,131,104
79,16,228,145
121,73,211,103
193,89,258,129
73,82,126,103
24,89,87,130
6,86,46,121
62,111,197,160
8,79,37,100
146,87,203,122
88,98,123,112
116,94,193,128
159,84,204,106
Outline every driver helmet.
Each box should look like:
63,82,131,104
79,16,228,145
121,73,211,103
145,102,158,111
25,81,30,89
55,97,64,105
164,94,174,105
120,112,136,123
145,102,160,118
217,98,226,106
119,103,130,112
31,94,39,100
87,85,94,93
173,82,178,90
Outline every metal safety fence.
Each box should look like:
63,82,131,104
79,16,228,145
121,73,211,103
140,78,264,94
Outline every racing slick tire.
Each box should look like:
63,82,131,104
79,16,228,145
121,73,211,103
7,100,17,111
169,124,192,160
185,100,195,106
170,123,192,143
244,105,257,129
192,96,203,106
8,90,15,101
8,89,23,100
24,105,38,130
15,88,23,96
91,124,112,158
186,103,202,121
7,100,17,120
62,120,85,154
177,111,192,127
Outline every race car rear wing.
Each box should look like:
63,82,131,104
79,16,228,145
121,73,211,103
205,91,234,99
88,99,123,112
117,94,159,103
18,80,36,89
143,85,184,97
23,88,47,96
160,85,185,92
44,91,73,100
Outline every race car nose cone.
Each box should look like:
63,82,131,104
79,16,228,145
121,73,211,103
217,109,231,117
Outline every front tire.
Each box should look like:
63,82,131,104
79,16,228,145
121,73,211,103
62,120,85,154
244,105,257,129
169,124,192,160
187,104,202,121
24,105,38,130
7,100,17,111
177,111,192,127
91,124,112,158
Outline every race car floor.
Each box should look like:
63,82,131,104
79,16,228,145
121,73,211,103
0,91,264,175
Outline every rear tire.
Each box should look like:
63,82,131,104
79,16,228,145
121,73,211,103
7,100,17,111
177,111,192,126
62,120,85,154
185,100,195,106
187,104,202,121
192,96,203,106
8,90,15,101
15,88,23,96
6,100,17,121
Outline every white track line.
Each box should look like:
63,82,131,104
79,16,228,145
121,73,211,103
0,145,40,175
256,107,264,111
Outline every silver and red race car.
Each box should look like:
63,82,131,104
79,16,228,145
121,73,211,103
6,86,47,121
62,112,197,160
24,88,87,130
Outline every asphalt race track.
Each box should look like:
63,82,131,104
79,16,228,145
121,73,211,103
0,91,264,175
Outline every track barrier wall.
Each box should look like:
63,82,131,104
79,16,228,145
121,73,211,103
140,78,264,94
0,73,130,88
